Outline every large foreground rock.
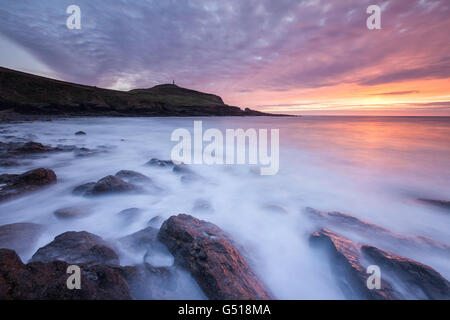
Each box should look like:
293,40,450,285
31,231,119,266
0,223,44,256
0,249,131,300
310,228,450,300
158,214,273,300
0,168,57,202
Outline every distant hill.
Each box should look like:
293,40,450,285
0,67,280,117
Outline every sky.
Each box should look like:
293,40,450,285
0,0,449,115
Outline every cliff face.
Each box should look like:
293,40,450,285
0,67,273,117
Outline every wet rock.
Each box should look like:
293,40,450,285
115,170,152,184
72,182,96,195
0,223,45,256
90,175,139,196
54,206,92,220
361,245,450,299
31,231,119,266
304,207,450,255
0,249,131,300
417,198,450,211
146,158,175,168
310,228,398,300
75,131,86,135
158,214,273,300
0,168,57,202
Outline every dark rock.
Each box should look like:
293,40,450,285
146,158,175,168
54,206,92,220
158,214,273,300
0,249,131,300
115,170,152,184
90,175,139,196
75,131,86,135
361,245,450,299
0,168,57,202
304,207,450,255
72,182,96,195
31,231,119,266
0,223,44,256
310,228,398,300
417,198,450,211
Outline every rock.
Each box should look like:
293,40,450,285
304,207,450,255
310,228,398,299
361,245,450,299
75,131,86,135
417,198,450,211
0,168,57,202
90,175,139,196
115,170,152,184
0,249,131,300
158,214,273,300
31,231,119,266
12,141,56,154
54,206,92,220
72,182,96,195
146,158,175,168
0,223,45,256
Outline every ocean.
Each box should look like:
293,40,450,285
1,116,449,299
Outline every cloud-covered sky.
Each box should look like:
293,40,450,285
0,0,449,115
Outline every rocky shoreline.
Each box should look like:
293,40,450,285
0,138,449,300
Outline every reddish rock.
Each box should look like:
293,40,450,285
158,214,273,300
90,175,139,196
0,168,57,202
31,231,119,266
0,249,131,300
304,207,450,255
310,228,398,299
361,245,450,299
0,223,44,256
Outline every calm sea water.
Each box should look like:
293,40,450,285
0,116,449,299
